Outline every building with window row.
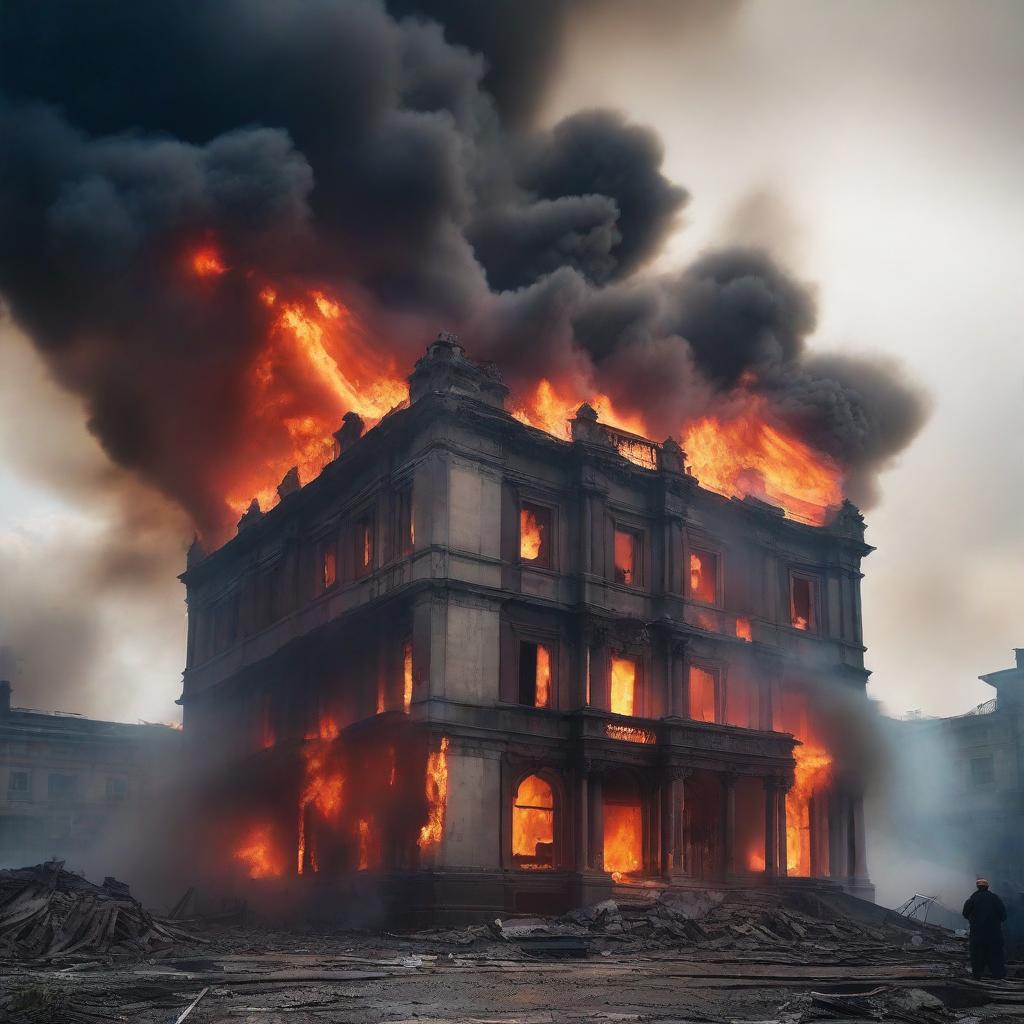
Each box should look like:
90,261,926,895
0,682,181,868
181,336,875,918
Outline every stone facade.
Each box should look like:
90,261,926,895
180,337,875,918
0,682,181,868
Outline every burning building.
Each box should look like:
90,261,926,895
180,336,874,919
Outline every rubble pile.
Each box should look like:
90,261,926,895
0,861,192,959
490,888,963,960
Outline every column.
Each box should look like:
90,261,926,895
575,770,589,872
660,769,689,879
661,776,676,879
852,793,868,881
764,779,778,877
829,791,850,880
721,773,737,876
670,643,686,718
588,770,605,872
776,780,789,877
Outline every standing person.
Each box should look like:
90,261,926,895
962,879,1007,980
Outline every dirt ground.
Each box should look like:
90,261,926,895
1,925,1021,1024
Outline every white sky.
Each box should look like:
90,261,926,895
547,0,1024,716
0,0,1021,721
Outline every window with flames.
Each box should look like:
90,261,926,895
520,503,552,567
614,528,640,587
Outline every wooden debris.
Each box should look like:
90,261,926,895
0,860,193,960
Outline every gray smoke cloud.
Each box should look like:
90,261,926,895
0,1,927,539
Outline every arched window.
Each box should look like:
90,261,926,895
512,774,555,869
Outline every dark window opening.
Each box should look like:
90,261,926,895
8,771,29,799
689,548,719,604
397,486,414,555
520,503,552,566
614,529,639,586
322,542,337,590
790,576,813,631
518,641,552,708
356,516,374,575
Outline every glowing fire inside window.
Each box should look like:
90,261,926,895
689,665,718,723
403,641,413,713
610,656,637,716
520,504,550,565
613,529,637,586
689,549,718,604
790,576,813,631
357,818,371,871
724,674,759,729
604,802,643,875
234,825,282,879
775,689,833,878
735,617,752,642
322,543,337,590
512,774,554,870
417,737,449,851
357,517,373,572
519,641,552,708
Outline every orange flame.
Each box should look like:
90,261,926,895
735,617,752,642
512,378,646,439
682,402,842,526
297,713,344,874
191,245,226,277
512,774,555,869
403,641,413,712
234,825,283,879
604,803,642,874
520,506,544,561
535,644,551,709
610,656,636,716
786,743,832,876
417,737,450,851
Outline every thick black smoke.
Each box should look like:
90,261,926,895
0,0,927,540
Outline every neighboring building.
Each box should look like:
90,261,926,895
0,681,181,867
181,336,875,918
902,651,1024,896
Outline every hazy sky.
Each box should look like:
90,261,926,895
0,0,1021,721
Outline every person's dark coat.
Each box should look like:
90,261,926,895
963,887,1007,980
963,887,1007,938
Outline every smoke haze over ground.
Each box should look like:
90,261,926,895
0,0,1020,724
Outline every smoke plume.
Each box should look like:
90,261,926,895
0,0,928,547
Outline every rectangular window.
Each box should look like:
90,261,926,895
356,516,374,575
790,576,814,631
689,548,719,605
518,641,553,709
8,770,30,800
971,755,994,787
47,774,77,801
520,503,552,566
614,529,639,587
397,485,414,555
105,777,129,802
688,666,719,723
610,655,637,716
724,674,759,729
321,541,337,590
403,640,413,713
